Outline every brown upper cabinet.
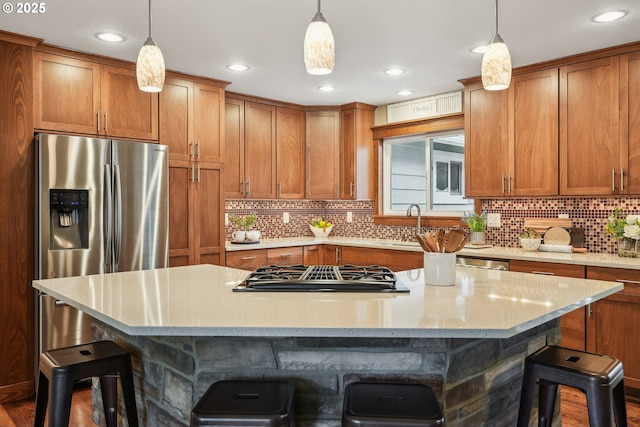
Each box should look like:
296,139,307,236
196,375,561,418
225,98,304,199
464,68,559,197
340,103,376,200
306,110,340,199
33,51,158,140
560,56,620,195
621,51,640,195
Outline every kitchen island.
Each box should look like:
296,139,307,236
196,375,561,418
33,264,622,427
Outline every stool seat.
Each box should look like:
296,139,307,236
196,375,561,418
34,340,138,427
517,345,628,427
190,380,296,427
342,382,445,427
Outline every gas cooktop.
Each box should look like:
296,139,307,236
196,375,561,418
233,265,409,293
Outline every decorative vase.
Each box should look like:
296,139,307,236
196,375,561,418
617,237,639,258
469,231,486,245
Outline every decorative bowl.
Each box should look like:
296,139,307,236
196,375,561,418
310,224,333,238
520,237,542,251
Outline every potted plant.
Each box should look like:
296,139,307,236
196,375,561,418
229,213,259,242
605,208,640,257
462,210,487,245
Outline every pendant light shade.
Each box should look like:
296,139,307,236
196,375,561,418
481,0,511,91
136,0,165,92
304,0,335,75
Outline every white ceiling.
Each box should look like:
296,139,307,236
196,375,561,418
1,0,639,107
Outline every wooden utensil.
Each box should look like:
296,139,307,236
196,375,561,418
415,234,432,252
425,233,438,253
445,228,468,253
544,227,571,245
435,228,445,252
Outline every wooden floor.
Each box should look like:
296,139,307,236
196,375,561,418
0,386,638,426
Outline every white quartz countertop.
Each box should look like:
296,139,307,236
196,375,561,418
226,237,640,270
32,264,622,339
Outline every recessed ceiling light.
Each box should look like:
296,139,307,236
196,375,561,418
384,68,405,75
397,90,413,96
470,45,487,54
592,10,627,23
227,64,250,71
96,32,125,43
318,85,336,92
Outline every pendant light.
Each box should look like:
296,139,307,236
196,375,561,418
136,0,165,92
304,0,335,75
481,0,511,90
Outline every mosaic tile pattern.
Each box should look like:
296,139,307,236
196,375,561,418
225,196,640,255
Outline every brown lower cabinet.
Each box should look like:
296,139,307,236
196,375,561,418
587,266,640,396
304,245,322,265
226,246,303,270
510,260,587,351
319,245,423,272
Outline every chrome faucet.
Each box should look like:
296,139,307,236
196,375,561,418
406,203,422,235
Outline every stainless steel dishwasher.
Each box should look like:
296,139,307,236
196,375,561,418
456,257,510,271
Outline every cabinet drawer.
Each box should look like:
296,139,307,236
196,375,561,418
225,249,267,271
267,247,303,266
587,266,640,297
510,260,585,278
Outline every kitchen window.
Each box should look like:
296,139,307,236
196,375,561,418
382,131,474,216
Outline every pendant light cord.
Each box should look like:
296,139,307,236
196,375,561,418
148,0,152,39
317,0,321,14
494,0,499,35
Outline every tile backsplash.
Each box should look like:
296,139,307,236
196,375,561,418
226,197,640,255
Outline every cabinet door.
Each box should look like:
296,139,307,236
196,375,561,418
509,69,559,196
560,57,619,195
100,65,158,140
510,260,586,351
304,245,322,265
276,107,305,199
194,83,224,163
226,249,268,270
340,105,374,200
160,77,193,161
267,247,304,266
322,245,341,266
245,102,277,198
194,163,225,265
341,246,422,272
306,111,340,199
34,51,101,135
621,52,640,194
464,83,509,197
587,267,640,391
224,98,245,198
168,162,195,266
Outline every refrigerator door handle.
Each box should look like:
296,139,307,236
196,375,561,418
113,164,122,269
104,165,113,267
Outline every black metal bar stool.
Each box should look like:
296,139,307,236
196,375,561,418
34,340,139,427
190,380,296,427
342,382,445,426
517,345,628,427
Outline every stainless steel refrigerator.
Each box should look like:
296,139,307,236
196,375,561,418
35,133,169,358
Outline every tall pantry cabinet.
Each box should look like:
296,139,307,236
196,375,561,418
0,35,37,403
160,74,228,267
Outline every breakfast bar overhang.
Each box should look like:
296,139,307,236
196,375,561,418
33,264,623,426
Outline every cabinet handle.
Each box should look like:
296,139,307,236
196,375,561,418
508,175,512,194
280,253,292,258
501,174,505,194
621,168,625,192
191,165,195,182
197,164,201,183
190,141,194,158
197,140,201,159
612,169,616,192
335,248,341,264
241,256,257,260
350,182,354,197
97,109,101,133
104,111,108,133
587,303,592,317
617,279,640,285
240,181,245,197
247,181,251,197
531,271,555,276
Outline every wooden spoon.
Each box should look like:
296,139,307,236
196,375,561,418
435,228,445,253
445,228,469,253
415,234,432,252
425,233,438,253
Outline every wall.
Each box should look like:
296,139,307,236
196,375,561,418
226,196,640,254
